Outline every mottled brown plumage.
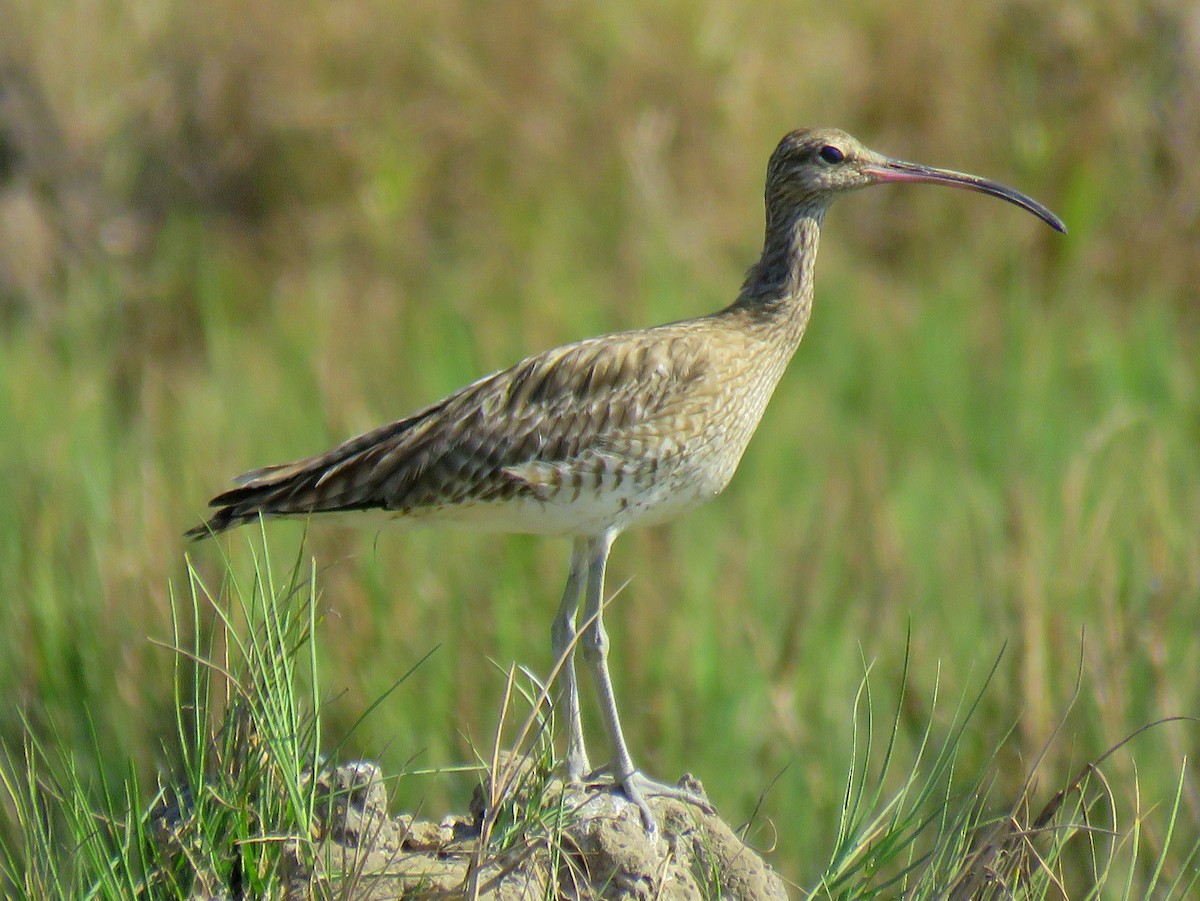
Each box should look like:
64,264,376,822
188,128,1065,831
188,315,797,540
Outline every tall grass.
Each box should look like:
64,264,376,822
3,538,1196,897
0,0,1197,891
0,533,325,898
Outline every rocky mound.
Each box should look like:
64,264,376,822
281,759,788,900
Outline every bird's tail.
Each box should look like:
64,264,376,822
183,410,434,541
184,506,253,540
184,460,314,540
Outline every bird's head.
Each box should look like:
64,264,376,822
765,127,1066,233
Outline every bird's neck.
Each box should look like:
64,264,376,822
727,205,825,347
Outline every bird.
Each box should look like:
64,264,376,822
187,127,1066,832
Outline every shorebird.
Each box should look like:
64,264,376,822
188,128,1065,831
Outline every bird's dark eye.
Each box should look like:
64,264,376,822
818,145,845,164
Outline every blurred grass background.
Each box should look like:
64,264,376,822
0,0,1197,888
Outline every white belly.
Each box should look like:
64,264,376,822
302,471,720,538
406,476,719,536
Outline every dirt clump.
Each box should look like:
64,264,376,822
283,758,788,900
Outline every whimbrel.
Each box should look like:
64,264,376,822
188,128,1065,831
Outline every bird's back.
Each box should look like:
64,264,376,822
188,310,797,540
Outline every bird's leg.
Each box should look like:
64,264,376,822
579,531,713,833
551,537,591,782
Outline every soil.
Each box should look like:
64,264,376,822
280,758,790,900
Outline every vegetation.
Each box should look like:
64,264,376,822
0,0,1197,894
5,539,1195,898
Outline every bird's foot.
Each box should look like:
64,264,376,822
564,747,592,785
584,768,714,834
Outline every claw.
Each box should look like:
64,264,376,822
581,768,714,833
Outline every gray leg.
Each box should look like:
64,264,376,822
551,537,591,782
578,531,712,833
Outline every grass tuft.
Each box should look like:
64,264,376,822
1,532,335,898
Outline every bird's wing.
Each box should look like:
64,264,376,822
186,327,713,538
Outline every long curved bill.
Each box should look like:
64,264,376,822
862,158,1067,233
